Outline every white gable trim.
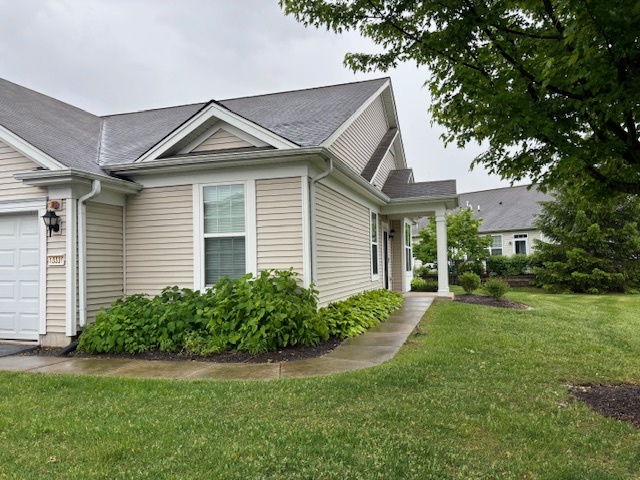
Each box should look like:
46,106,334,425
320,80,390,148
0,125,66,171
369,130,399,185
178,121,269,154
138,102,297,162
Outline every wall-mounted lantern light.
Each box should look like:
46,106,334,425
389,229,395,239
42,210,60,237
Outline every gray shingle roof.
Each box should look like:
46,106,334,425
98,78,388,165
1,77,390,172
383,169,457,199
460,184,551,232
0,77,103,174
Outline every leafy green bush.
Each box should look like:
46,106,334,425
77,287,212,354
319,289,403,338
458,272,481,294
78,270,326,355
411,278,438,292
457,261,484,275
483,278,510,300
486,255,535,276
414,265,435,278
201,269,327,354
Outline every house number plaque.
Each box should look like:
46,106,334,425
47,255,65,266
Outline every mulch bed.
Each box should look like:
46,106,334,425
569,384,640,429
17,337,343,364
454,293,530,310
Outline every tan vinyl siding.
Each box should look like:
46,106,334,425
191,128,252,152
46,200,67,334
372,150,396,189
0,140,47,200
328,96,388,175
125,185,193,295
86,202,123,322
316,183,382,305
256,177,304,276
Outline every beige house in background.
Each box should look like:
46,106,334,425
0,77,457,347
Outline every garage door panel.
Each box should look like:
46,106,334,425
0,282,14,300
0,213,40,341
0,250,15,268
20,248,39,268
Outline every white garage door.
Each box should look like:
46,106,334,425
0,212,40,340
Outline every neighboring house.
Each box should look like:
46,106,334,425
0,77,457,346
413,184,551,260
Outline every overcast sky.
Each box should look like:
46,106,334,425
0,0,527,193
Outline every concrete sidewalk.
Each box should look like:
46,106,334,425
0,294,437,381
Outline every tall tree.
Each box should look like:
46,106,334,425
413,208,491,265
533,188,640,292
281,0,640,195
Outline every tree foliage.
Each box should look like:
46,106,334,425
413,208,491,265
281,0,640,195
533,189,640,293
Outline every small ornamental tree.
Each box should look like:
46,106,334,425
413,208,491,269
534,189,640,293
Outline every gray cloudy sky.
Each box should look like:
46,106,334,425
0,0,525,192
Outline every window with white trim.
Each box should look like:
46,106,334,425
203,184,246,284
489,235,503,256
514,234,528,255
405,222,412,272
371,211,379,277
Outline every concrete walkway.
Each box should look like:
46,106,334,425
0,294,437,381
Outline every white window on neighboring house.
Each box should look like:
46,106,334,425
405,222,412,272
514,234,528,255
489,235,503,256
371,211,379,279
203,184,246,284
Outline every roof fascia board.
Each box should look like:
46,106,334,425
0,124,67,171
178,120,269,154
319,80,391,148
14,169,142,194
368,129,399,184
381,83,408,170
381,196,459,216
137,102,297,163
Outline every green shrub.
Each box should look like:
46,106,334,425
78,270,326,355
457,261,484,275
319,289,403,338
411,278,438,292
202,269,327,354
458,272,481,294
77,287,212,354
486,255,535,276
483,278,510,300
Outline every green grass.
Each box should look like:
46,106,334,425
2,290,640,479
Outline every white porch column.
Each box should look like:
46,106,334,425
435,207,450,295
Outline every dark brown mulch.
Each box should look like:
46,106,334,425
17,337,343,364
569,384,640,429
454,293,530,310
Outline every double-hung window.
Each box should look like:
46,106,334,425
489,235,503,256
203,184,246,285
514,234,528,255
371,212,379,278
405,222,412,272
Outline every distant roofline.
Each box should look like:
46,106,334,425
459,183,536,196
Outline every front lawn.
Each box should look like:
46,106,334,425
1,291,640,479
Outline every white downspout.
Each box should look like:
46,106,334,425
309,158,333,284
78,180,101,328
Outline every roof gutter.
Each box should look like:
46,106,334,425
14,169,142,194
